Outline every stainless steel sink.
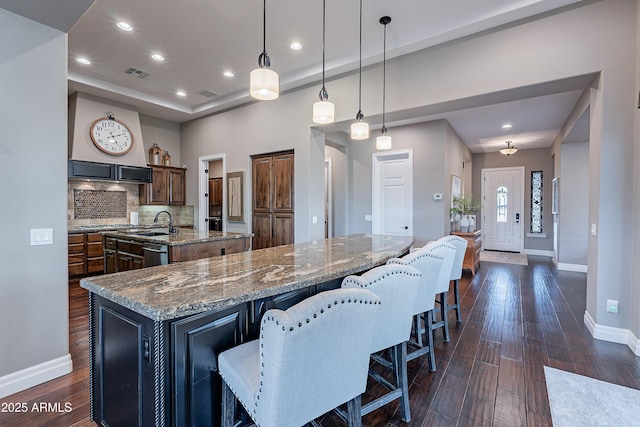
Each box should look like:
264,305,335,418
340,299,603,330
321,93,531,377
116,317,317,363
134,231,170,236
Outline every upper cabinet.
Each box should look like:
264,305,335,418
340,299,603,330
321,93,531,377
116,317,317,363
139,165,186,205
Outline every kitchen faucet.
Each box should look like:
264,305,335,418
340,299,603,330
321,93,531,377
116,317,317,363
154,210,177,234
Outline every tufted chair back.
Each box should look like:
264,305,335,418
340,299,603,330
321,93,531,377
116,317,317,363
254,288,381,427
342,264,421,353
387,250,444,316
420,241,456,295
437,235,468,281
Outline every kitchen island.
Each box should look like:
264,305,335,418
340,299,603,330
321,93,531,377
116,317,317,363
101,228,252,272
80,234,413,427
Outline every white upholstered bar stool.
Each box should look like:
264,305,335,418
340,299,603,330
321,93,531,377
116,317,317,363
387,249,444,371
342,264,422,423
218,288,381,427
421,241,456,342
437,235,468,323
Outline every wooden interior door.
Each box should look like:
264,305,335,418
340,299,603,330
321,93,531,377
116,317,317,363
252,151,294,249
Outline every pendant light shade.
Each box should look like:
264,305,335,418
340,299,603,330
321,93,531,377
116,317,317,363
313,0,335,124
351,0,369,139
376,16,392,150
250,0,279,100
500,141,518,156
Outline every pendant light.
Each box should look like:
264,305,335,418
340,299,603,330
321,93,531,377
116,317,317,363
351,0,369,140
376,16,392,150
250,0,279,100
500,141,518,156
312,0,335,123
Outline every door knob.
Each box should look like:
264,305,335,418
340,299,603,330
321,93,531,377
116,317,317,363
403,226,408,230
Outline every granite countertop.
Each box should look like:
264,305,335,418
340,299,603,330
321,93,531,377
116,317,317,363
80,234,413,321
101,228,252,246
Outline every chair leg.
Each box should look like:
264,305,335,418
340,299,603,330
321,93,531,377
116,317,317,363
425,310,436,372
394,342,411,422
346,395,363,427
221,381,237,427
414,314,424,347
440,291,450,342
453,279,462,323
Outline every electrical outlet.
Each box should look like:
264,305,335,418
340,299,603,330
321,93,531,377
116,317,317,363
606,299,618,314
365,215,372,222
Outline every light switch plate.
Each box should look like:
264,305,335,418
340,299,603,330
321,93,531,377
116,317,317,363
365,215,372,222
312,216,318,224
591,224,597,237
31,228,53,246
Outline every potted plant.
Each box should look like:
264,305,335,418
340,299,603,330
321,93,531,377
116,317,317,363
450,195,482,232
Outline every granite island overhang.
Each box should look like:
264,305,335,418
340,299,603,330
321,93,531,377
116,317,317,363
80,234,414,426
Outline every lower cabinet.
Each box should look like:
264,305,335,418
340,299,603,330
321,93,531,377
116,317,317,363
104,237,146,273
68,232,104,277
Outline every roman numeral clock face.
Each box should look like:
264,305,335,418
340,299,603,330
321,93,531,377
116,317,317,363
90,117,134,155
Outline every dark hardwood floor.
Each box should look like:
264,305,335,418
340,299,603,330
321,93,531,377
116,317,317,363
2,257,639,426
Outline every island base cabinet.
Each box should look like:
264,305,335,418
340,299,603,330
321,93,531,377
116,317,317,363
89,294,247,427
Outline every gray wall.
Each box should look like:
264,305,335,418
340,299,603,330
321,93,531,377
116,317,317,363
472,148,554,252
140,114,181,166
558,142,589,266
0,10,69,382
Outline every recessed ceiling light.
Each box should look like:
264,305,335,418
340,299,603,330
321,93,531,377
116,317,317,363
223,71,234,78
151,53,165,62
501,123,512,129
76,57,91,65
117,21,133,31
176,91,187,97
290,41,302,50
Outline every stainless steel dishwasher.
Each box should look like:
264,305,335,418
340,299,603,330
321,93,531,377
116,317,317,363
143,242,169,266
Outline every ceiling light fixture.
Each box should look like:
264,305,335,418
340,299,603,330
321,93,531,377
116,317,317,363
312,0,335,124
376,16,392,151
176,91,187,97
250,0,279,100
76,57,91,65
223,71,235,78
351,0,369,140
151,53,165,61
501,123,512,129
290,42,302,50
500,141,518,156
116,21,133,31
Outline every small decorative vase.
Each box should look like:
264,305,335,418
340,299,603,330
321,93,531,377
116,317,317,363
460,215,470,232
468,215,476,232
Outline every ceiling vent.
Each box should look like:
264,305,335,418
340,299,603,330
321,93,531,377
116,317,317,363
123,67,151,79
197,89,218,98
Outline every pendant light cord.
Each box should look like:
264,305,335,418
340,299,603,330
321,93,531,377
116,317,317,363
382,21,387,133
356,0,363,120
320,0,328,100
259,0,270,68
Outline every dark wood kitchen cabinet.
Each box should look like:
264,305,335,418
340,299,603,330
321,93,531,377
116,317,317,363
209,177,223,207
251,151,294,250
139,165,186,206
68,232,104,277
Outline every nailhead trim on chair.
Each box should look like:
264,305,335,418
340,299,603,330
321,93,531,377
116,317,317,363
342,270,421,288
236,296,382,422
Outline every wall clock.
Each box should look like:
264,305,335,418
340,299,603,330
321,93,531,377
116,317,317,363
89,113,134,155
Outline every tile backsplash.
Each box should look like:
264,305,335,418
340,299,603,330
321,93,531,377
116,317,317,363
68,181,194,228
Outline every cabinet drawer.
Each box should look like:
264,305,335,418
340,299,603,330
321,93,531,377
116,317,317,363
69,254,85,264
68,234,84,244
118,240,145,256
87,258,104,274
105,238,117,250
87,232,102,242
68,243,85,255
87,242,104,257
69,263,85,276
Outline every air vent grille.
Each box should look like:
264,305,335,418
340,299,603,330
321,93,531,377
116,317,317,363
123,67,151,79
197,89,218,98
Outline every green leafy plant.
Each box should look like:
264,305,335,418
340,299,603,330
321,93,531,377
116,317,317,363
450,195,482,217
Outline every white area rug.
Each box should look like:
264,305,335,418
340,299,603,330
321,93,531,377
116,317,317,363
479,250,528,266
545,366,640,427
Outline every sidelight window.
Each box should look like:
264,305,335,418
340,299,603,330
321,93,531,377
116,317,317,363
497,187,508,222
530,171,543,233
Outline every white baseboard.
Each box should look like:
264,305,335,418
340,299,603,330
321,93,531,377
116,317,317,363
0,354,73,399
556,262,588,273
584,311,640,356
523,249,553,257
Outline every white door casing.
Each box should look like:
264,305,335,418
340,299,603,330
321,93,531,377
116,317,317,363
372,150,413,236
481,166,524,252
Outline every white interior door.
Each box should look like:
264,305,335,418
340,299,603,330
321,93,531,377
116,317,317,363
482,167,524,252
372,150,413,236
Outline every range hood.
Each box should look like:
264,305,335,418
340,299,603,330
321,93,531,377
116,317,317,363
68,93,152,182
